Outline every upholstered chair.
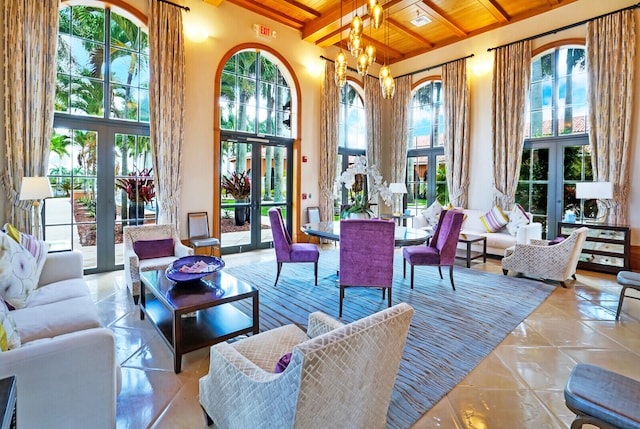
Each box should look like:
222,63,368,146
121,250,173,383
268,208,319,286
501,226,588,287
199,303,414,429
402,210,465,290
339,218,395,318
123,224,193,304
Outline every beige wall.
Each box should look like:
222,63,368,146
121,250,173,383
1,0,638,247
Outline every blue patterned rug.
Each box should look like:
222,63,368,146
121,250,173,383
224,249,555,428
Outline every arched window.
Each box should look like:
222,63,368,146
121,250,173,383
47,3,151,272
406,79,447,214
335,81,366,216
517,44,591,237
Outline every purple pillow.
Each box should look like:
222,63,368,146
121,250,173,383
274,352,292,373
548,236,566,246
133,238,174,260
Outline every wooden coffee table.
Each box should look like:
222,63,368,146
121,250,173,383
139,270,259,373
456,233,487,268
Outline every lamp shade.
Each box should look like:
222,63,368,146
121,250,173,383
389,182,407,194
20,177,53,201
575,182,613,200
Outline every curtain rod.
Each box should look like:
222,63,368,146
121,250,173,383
320,53,475,78
157,0,190,12
487,2,640,51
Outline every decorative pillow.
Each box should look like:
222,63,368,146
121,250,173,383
479,206,509,233
274,352,292,374
3,223,49,286
420,201,443,227
0,296,20,351
548,236,566,246
506,204,531,236
0,231,39,309
133,238,174,260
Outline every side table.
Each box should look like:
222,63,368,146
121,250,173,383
456,234,487,268
0,376,16,429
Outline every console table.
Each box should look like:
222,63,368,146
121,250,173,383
557,222,630,274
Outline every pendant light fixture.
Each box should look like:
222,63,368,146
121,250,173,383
380,11,395,99
334,0,348,87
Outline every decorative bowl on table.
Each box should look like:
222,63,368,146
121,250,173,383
165,255,225,282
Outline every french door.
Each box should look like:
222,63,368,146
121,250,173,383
220,133,293,253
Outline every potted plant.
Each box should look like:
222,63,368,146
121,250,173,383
222,171,251,226
335,156,393,218
116,168,155,225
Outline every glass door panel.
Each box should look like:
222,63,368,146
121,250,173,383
221,141,252,250
407,155,427,215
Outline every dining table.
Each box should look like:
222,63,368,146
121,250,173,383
301,220,430,247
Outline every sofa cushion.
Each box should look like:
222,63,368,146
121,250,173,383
25,278,90,308
420,201,443,227
0,296,20,350
133,238,174,260
10,295,101,344
0,231,40,309
3,223,49,280
479,206,509,233
506,204,530,236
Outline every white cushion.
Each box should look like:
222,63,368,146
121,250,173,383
420,201,443,227
0,296,20,350
0,232,39,309
479,206,509,233
25,278,90,308
506,204,530,236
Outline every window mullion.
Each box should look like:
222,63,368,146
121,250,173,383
104,8,111,120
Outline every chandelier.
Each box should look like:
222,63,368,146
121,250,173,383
334,0,348,87
380,11,395,99
348,0,383,76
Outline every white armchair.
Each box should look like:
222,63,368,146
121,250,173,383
501,227,589,287
123,224,193,303
199,303,414,429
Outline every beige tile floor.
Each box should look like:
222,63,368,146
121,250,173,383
85,246,640,429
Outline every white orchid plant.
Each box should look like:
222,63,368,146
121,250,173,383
334,155,393,217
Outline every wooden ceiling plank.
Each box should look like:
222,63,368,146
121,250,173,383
228,0,306,28
419,0,467,37
476,0,510,23
203,0,225,6
280,0,322,19
386,17,433,48
547,0,561,5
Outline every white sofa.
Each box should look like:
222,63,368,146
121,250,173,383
0,251,120,429
412,208,542,256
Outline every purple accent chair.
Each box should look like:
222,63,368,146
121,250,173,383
268,208,319,287
402,210,464,290
339,219,395,318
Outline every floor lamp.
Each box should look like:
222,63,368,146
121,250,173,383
19,177,53,240
575,181,613,224
389,182,407,216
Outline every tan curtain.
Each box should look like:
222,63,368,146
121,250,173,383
319,61,339,222
442,59,470,208
587,10,635,225
149,0,185,226
389,76,411,184
364,75,383,167
491,40,531,209
2,0,58,232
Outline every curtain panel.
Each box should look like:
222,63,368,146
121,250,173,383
148,0,185,226
442,58,470,208
491,40,531,210
389,76,411,184
587,10,635,225
319,62,339,223
364,75,383,168
2,0,58,232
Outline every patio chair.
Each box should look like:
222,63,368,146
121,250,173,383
187,211,220,256
268,208,319,287
339,218,395,317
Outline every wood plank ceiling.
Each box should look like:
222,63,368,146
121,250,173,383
219,0,578,64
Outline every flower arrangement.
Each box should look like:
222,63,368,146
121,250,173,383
222,171,251,200
116,168,155,203
335,155,393,217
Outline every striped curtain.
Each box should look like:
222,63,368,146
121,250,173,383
149,0,185,226
491,40,531,210
442,58,470,208
2,0,58,232
389,76,411,184
587,10,635,225
319,61,339,223
364,75,383,168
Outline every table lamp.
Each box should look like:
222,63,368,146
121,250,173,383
389,182,407,216
575,181,613,224
19,176,53,240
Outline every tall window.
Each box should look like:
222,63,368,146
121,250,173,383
406,80,447,215
517,45,590,237
47,4,151,272
335,81,366,217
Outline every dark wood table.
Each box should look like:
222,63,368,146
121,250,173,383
0,376,16,429
139,270,259,373
302,221,429,246
456,233,487,268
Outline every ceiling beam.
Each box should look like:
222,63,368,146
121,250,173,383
203,0,225,6
227,0,306,29
386,17,433,49
279,0,321,19
419,0,467,37
476,0,510,23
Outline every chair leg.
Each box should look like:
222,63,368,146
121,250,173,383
133,294,139,305
403,258,406,278
314,261,318,286
387,287,392,308
560,281,567,288
572,273,577,280
274,262,283,287
339,287,345,318
616,286,627,320
382,288,386,299
202,407,213,426
410,265,415,289
449,265,455,291
438,266,443,279
502,269,508,275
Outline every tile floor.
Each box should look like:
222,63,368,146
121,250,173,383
85,246,640,429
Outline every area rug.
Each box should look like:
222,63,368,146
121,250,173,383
224,250,555,428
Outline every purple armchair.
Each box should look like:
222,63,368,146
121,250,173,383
268,208,319,287
339,219,395,318
402,210,464,290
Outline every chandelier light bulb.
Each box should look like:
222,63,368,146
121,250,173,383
382,74,396,99
348,32,363,57
365,44,376,65
379,64,390,86
335,50,348,69
351,14,363,36
367,0,378,12
357,52,369,76
335,70,347,87
371,4,384,29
